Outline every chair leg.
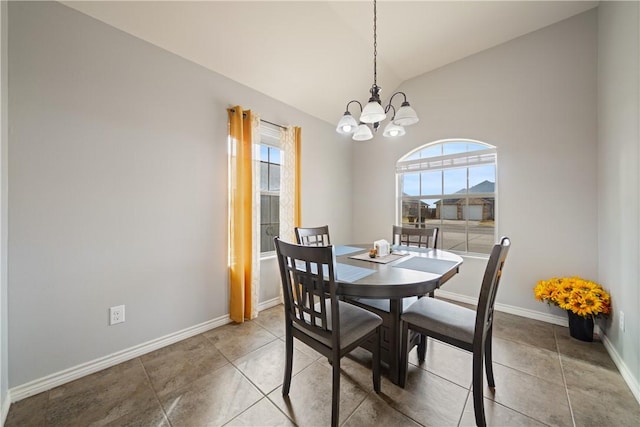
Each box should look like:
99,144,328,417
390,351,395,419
485,330,495,388
331,354,340,427
472,348,487,427
373,327,381,393
417,333,427,363
398,321,410,388
282,329,293,396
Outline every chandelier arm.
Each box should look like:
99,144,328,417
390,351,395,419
384,104,397,118
345,100,364,114
336,0,418,139
385,91,408,110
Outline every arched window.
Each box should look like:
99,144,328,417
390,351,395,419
396,139,497,255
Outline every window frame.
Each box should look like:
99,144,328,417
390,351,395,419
258,125,282,257
396,139,497,256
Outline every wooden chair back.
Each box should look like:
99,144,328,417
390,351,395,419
295,225,331,246
274,237,338,348
392,225,439,249
474,236,511,346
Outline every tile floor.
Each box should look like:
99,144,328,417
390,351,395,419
5,304,640,426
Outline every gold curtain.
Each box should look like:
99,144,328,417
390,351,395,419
280,126,303,242
294,127,302,228
227,106,255,323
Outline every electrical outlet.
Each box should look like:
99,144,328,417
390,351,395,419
109,305,125,325
619,310,625,332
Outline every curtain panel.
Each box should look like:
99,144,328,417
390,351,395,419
227,106,260,322
279,126,302,243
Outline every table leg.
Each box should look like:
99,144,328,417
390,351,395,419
387,298,402,385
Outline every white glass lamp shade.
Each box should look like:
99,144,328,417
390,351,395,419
360,101,386,124
382,122,406,137
352,124,374,141
336,112,358,134
393,103,419,126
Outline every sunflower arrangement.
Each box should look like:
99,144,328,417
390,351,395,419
534,276,611,319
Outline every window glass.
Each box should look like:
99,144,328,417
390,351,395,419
397,140,497,255
443,168,466,195
420,171,441,196
260,144,282,253
402,173,420,196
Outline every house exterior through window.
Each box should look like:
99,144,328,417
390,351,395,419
396,139,497,255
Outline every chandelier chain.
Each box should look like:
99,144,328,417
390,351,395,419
373,0,377,87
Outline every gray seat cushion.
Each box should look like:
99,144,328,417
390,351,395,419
294,300,382,350
401,297,476,344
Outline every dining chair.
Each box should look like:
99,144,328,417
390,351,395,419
273,237,382,427
392,225,439,249
295,225,331,246
399,236,511,427
348,225,440,368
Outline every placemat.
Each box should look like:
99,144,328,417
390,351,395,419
392,245,433,254
393,257,459,274
293,261,375,283
335,263,376,283
349,251,409,264
334,245,365,256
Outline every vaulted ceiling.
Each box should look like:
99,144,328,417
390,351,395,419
62,1,599,125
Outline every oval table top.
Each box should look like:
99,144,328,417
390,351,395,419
334,244,463,299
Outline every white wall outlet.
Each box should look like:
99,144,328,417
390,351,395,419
109,305,125,325
619,310,625,332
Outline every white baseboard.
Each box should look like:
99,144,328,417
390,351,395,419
8,301,283,405
435,289,568,326
9,313,232,403
258,296,282,311
601,333,640,405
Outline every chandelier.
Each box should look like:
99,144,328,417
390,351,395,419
336,0,419,141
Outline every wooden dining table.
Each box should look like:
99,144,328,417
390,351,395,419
332,244,463,386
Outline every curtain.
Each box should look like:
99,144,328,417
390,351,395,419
279,126,302,242
227,106,260,322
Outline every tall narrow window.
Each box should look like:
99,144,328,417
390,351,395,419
259,127,281,253
396,140,497,255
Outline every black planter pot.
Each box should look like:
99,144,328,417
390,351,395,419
567,311,594,342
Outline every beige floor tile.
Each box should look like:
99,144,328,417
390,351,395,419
8,311,638,427
492,336,564,385
4,391,48,427
459,396,547,426
225,397,295,426
383,364,468,426
568,387,640,426
562,355,635,398
408,338,473,388
233,339,316,394
554,325,616,368
160,363,263,426
204,320,279,361
317,346,386,393
343,392,421,427
268,361,369,427
482,363,573,426
492,312,557,352
103,400,170,427
289,337,324,360
46,359,159,426
254,305,286,338
140,334,229,397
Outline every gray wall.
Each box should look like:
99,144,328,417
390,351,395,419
351,10,598,317
597,1,640,390
1,0,9,419
7,1,351,387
